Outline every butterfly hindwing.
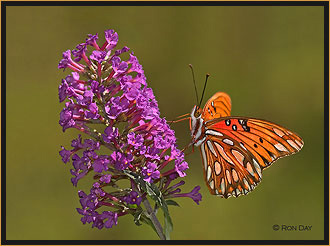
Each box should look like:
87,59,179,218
200,134,262,198
200,116,304,198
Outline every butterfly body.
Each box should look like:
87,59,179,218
189,92,304,198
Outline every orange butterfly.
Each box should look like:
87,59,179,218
189,91,304,198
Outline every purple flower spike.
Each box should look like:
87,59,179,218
58,28,201,233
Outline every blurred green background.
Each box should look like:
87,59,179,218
6,6,324,240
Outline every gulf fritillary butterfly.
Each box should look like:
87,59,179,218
189,91,304,198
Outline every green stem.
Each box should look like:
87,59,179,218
142,198,166,240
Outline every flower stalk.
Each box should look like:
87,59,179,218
142,197,165,240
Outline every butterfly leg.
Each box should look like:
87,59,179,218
179,142,194,156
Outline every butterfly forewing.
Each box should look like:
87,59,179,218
200,116,304,198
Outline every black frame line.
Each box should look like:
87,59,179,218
0,1,329,6
1,1,329,245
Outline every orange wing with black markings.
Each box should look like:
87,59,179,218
201,92,232,121
195,91,304,198
200,117,303,198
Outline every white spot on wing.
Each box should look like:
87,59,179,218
270,153,276,161
201,143,208,171
207,141,217,157
209,179,214,190
246,162,254,176
205,129,223,137
295,139,303,148
207,166,212,181
195,136,206,147
240,143,247,151
226,170,232,184
232,169,239,182
193,117,204,146
287,139,299,150
232,150,244,166
214,142,234,165
273,128,285,137
223,138,234,146
220,178,225,194
243,178,251,191
214,161,222,175
275,143,288,152
253,159,262,179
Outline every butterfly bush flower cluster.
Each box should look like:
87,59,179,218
58,29,202,236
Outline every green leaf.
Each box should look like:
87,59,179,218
123,170,139,180
163,210,173,240
158,194,173,240
140,214,158,235
166,199,180,207
133,209,143,226
127,203,138,209
154,202,159,215
124,170,173,239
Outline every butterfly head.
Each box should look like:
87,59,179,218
190,105,205,146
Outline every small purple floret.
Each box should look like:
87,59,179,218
142,162,160,183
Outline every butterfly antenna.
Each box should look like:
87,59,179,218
198,73,210,108
189,64,199,106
